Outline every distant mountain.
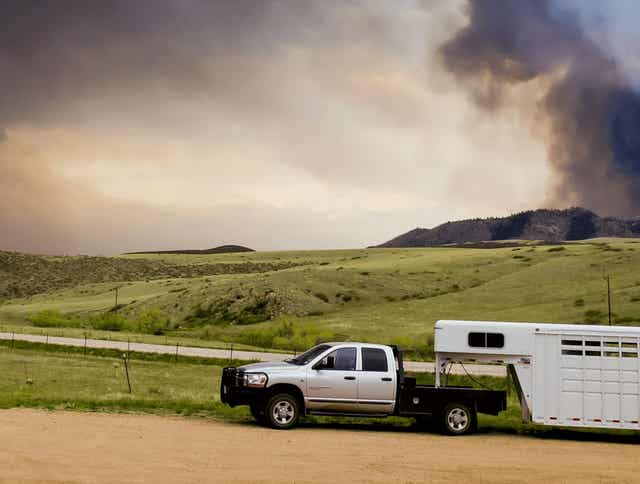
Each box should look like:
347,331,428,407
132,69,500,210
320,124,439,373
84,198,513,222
375,208,640,248
126,245,255,255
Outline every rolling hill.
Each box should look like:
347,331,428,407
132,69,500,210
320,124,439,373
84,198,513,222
375,208,640,248
125,245,254,255
1,240,640,358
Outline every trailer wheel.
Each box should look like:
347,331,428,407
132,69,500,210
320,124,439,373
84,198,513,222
441,403,476,436
265,393,299,430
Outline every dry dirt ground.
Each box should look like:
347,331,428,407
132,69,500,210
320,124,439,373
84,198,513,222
1,409,638,484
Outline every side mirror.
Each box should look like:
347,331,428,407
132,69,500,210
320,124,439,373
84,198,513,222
314,355,335,370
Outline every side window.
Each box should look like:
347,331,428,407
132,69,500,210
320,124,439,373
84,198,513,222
468,332,504,349
362,348,388,372
468,332,486,348
326,347,357,371
486,333,504,348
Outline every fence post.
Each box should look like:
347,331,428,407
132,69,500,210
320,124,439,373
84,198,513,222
229,343,234,363
84,332,87,356
123,354,132,393
11,332,15,349
175,342,179,363
127,338,131,359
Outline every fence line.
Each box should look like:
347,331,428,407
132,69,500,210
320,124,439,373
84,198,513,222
0,329,506,376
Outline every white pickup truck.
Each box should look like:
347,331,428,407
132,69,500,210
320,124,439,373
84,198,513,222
221,341,505,434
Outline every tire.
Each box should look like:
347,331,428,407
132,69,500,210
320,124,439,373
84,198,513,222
250,403,266,424
265,393,300,430
440,403,476,436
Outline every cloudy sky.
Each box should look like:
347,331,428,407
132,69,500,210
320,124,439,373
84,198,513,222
1,0,638,255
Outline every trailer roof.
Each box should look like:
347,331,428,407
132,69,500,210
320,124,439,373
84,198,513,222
436,319,640,335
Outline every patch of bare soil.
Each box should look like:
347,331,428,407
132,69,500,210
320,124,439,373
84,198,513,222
0,409,637,483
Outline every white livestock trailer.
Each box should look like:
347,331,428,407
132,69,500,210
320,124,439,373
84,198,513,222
434,320,640,431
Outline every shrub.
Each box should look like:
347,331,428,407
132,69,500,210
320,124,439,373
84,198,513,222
335,293,352,303
185,296,271,327
614,316,637,324
574,298,585,307
584,309,606,324
547,246,565,252
29,310,77,328
134,309,171,335
88,312,127,332
230,320,339,352
313,292,329,303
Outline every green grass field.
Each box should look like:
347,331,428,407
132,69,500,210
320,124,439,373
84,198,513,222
2,239,640,356
6,339,640,443
0,342,522,432
0,343,247,418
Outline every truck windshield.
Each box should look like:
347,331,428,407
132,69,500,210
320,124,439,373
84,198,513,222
285,344,332,365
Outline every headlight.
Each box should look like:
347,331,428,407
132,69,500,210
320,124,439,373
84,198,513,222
243,373,268,388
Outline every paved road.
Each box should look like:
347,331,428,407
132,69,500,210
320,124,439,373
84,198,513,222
0,331,506,376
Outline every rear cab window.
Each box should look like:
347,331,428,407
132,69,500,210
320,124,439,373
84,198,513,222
361,347,388,372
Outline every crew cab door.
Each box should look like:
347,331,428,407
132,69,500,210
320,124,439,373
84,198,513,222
306,347,358,412
357,347,396,414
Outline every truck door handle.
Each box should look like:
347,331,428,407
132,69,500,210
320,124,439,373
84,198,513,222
344,376,356,380
381,377,392,382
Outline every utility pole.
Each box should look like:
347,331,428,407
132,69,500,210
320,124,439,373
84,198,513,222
114,286,119,307
606,275,612,326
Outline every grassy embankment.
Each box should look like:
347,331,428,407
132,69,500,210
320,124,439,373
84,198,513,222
2,240,640,358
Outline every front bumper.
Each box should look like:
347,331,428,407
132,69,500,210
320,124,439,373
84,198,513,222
220,367,265,407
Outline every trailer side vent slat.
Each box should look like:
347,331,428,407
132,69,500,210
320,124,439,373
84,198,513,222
561,349,583,356
561,339,582,346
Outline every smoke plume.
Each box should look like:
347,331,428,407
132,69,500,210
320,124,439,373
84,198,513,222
439,0,640,216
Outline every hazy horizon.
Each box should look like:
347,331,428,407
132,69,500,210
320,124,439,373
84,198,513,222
2,1,639,255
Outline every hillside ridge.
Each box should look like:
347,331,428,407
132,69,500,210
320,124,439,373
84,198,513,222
125,245,255,255
375,208,640,248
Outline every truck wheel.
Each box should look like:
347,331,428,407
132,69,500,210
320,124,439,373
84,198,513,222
250,403,266,424
266,393,299,430
441,403,476,436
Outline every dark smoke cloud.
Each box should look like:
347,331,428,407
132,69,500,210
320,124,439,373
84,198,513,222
439,0,640,216
0,1,278,132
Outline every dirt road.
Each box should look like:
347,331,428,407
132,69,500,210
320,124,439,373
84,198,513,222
1,409,637,484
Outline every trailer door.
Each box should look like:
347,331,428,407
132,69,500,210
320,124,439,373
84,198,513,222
533,332,640,429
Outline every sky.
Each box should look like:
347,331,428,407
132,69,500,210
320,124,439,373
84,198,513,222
1,0,638,255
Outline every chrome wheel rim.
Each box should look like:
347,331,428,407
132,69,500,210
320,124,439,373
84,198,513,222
447,407,469,432
272,400,295,425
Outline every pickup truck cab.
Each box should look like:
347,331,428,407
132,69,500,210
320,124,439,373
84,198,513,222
221,342,505,435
